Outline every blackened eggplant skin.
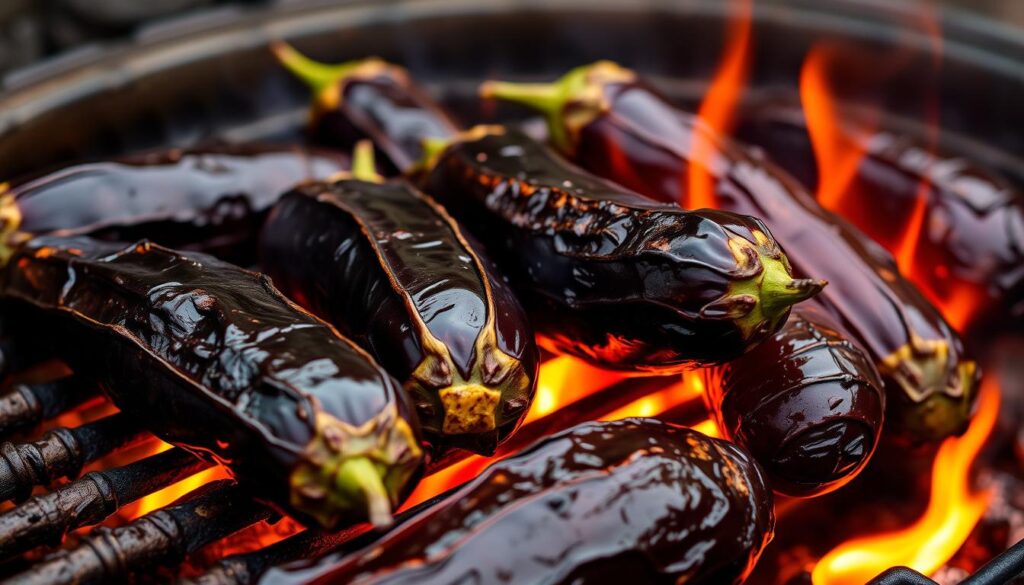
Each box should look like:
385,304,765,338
484,63,979,443
273,43,459,173
420,127,822,372
310,418,774,585
704,299,885,497
0,236,423,531
260,175,539,456
0,145,347,264
735,99,1024,326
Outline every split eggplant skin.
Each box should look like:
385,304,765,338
483,64,979,443
0,145,347,263
259,178,539,456
420,128,822,372
0,235,423,531
312,418,774,585
735,100,1024,323
704,299,886,497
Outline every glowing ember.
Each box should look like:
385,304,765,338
811,376,999,585
116,441,231,521
526,354,628,422
688,0,751,209
404,369,709,508
599,376,701,421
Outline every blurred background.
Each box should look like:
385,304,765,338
0,0,1021,79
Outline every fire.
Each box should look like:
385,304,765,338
811,376,999,584
115,441,231,521
599,375,702,421
798,44,876,211
687,0,751,209
404,366,709,508
526,354,628,422
893,187,929,277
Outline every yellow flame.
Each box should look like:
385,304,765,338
526,355,627,423
812,377,999,584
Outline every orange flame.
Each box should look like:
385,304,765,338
404,369,710,508
687,0,751,209
894,187,929,277
526,355,628,422
115,441,231,522
811,376,999,584
799,45,876,211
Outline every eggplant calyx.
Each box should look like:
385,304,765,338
479,61,635,154
271,41,392,109
881,339,979,442
439,384,501,435
0,188,25,268
708,232,825,341
291,407,422,530
414,125,506,175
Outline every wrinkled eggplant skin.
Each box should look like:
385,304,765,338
564,78,977,441
704,299,885,497
314,419,774,585
0,236,421,528
421,130,783,371
735,101,1024,324
7,145,347,263
311,70,458,173
260,179,538,455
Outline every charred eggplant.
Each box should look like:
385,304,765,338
735,99,1024,326
0,144,346,264
311,418,774,585
260,143,538,455
703,299,886,497
0,235,423,530
419,127,822,371
484,63,979,442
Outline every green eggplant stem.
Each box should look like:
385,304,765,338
725,252,826,339
335,456,394,529
351,140,384,183
270,40,363,97
479,68,590,152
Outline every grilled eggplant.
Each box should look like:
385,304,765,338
0,145,346,264
310,419,774,585
704,299,886,497
0,235,423,530
273,43,458,173
419,127,822,371
735,99,1024,327
484,63,979,442
260,144,538,455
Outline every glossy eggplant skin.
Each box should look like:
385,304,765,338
274,47,459,173
421,128,822,372
0,236,423,531
0,145,347,264
735,100,1024,326
487,64,979,443
704,299,886,497
312,418,774,585
259,178,539,455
